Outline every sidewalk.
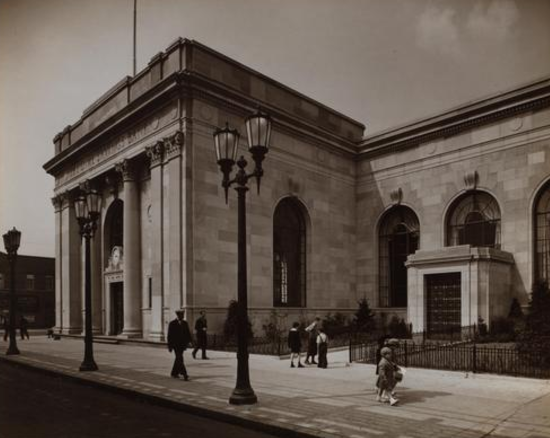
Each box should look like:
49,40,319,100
1,337,549,438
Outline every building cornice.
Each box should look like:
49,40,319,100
358,77,550,159
44,38,364,178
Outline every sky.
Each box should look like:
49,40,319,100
0,0,549,257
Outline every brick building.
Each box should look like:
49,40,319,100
43,39,550,339
0,252,55,329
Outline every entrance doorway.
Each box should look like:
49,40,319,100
110,283,123,335
426,273,461,339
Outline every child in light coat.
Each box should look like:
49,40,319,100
376,347,399,406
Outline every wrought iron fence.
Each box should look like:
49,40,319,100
205,329,360,356
349,337,550,379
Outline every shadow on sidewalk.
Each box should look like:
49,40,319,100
396,388,451,403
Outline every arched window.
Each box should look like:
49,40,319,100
273,198,307,307
379,206,419,308
447,191,500,248
104,199,123,254
535,182,550,283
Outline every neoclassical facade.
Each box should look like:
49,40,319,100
44,38,550,340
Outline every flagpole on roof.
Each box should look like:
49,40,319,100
133,0,137,76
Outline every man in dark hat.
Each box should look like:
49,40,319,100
167,309,192,380
192,310,209,360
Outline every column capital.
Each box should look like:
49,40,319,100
164,131,184,162
115,159,138,182
104,174,120,198
51,195,63,212
145,141,164,169
59,191,73,210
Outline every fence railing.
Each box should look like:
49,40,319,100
350,339,550,379
205,330,359,356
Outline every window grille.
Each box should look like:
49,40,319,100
447,191,501,248
273,198,307,307
379,206,419,308
535,184,550,283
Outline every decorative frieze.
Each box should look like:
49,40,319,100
52,103,178,187
145,141,164,168
464,171,478,191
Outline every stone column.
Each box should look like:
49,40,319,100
51,195,63,333
163,132,184,318
91,204,103,335
146,141,165,340
60,192,82,334
115,160,142,338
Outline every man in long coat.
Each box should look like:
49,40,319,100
192,310,209,360
167,309,192,380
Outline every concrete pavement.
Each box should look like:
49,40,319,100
1,336,549,438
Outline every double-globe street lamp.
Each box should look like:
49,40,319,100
3,227,22,356
74,187,101,371
213,110,272,405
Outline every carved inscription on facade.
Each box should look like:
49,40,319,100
55,104,178,187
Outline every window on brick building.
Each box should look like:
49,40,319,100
535,182,550,283
26,274,35,290
273,197,307,307
0,273,4,289
45,276,54,291
379,206,419,308
447,191,500,248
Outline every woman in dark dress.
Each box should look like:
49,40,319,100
305,317,321,364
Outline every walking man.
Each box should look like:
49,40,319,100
20,316,30,340
167,309,192,380
192,310,209,360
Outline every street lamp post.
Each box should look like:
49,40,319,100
74,188,101,372
213,111,272,405
3,227,21,356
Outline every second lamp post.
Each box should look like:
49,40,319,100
213,111,272,405
74,187,101,372
3,227,22,356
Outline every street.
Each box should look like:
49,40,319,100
0,361,276,438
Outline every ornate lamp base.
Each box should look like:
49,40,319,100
229,387,257,405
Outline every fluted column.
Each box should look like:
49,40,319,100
60,191,82,334
91,203,103,334
115,160,142,338
163,132,184,316
146,141,164,340
51,195,63,333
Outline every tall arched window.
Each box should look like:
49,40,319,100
273,198,307,307
104,199,123,255
535,182,550,283
379,206,419,308
447,191,500,248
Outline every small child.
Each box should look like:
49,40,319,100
376,347,398,406
316,327,328,368
288,322,304,368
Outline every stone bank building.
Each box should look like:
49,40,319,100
44,39,550,340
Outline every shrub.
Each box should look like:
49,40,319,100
488,317,516,342
508,298,524,320
261,309,287,342
353,298,376,333
387,316,411,338
322,312,349,337
223,300,253,343
518,281,550,366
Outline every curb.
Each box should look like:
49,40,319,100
0,356,318,438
